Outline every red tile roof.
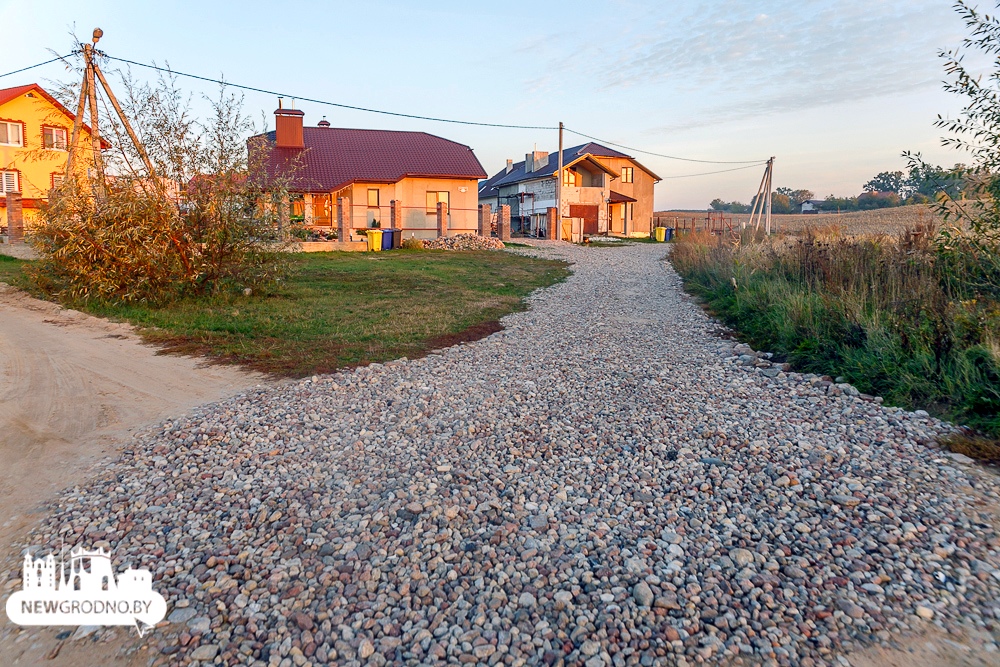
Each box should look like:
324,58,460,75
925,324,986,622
0,82,108,148
0,84,40,107
251,127,487,192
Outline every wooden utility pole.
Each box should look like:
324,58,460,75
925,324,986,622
65,28,158,187
84,40,103,181
556,121,563,241
747,158,776,234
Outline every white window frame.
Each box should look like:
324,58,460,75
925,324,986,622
1,170,19,193
0,121,23,147
43,126,68,151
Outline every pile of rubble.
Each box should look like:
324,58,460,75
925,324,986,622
422,233,506,250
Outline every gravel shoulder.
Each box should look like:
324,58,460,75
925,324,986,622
2,243,999,667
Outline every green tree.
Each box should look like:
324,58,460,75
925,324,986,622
709,198,750,213
863,171,905,194
775,187,815,208
905,1,1000,244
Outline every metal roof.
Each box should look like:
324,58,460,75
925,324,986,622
252,126,487,193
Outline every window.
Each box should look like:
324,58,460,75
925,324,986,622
0,121,22,147
51,173,65,189
289,194,305,222
562,169,578,187
621,167,634,183
1,170,18,193
43,126,67,150
367,188,379,208
426,190,449,213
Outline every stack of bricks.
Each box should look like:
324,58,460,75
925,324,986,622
478,204,492,237
6,192,23,244
436,202,449,237
337,197,349,241
498,205,511,242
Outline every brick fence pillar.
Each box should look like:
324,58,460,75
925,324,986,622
547,207,558,241
390,199,403,230
436,201,449,237
6,192,24,244
337,197,349,241
478,203,491,236
498,204,511,242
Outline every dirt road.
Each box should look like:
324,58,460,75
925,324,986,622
0,285,265,547
0,283,266,665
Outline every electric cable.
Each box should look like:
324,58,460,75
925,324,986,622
0,55,74,80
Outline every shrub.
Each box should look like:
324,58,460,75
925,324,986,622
28,71,290,304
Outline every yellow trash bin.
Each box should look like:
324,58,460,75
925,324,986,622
365,229,383,251
654,226,666,242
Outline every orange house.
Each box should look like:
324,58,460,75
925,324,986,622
0,82,106,227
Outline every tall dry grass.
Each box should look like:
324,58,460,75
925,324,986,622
671,225,1000,441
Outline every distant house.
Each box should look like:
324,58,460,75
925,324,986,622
801,199,825,214
478,142,660,237
0,83,106,228
250,104,487,239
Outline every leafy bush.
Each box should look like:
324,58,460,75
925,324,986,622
28,71,290,304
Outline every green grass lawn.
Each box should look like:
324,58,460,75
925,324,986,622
0,250,568,377
0,253,24,283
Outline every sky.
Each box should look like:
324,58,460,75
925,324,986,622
0,0,984,209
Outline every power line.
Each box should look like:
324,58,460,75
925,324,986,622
659,162,768,179
6,52,771,174
563,127,765,165
103,55,557,131
0,55,73,80
105,56,767,168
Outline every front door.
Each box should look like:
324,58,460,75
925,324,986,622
570,204,599,235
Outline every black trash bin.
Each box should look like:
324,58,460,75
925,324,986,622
390,228,402,249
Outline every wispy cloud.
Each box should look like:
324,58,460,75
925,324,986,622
550,0,962,132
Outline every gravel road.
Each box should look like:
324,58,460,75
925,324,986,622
4,241,999,667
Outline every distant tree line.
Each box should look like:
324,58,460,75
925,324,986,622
709,164,982,213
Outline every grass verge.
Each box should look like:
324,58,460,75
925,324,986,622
670,229,1000,456
2,250,568,377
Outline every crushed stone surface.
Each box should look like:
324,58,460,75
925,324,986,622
4,241,1000,667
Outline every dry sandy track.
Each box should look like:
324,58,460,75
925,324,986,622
0,284,267,666
0,283,266,548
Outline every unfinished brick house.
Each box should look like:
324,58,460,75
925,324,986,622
251,102,487,240
478,142,660,237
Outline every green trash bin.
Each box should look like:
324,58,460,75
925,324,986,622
365,229,383,252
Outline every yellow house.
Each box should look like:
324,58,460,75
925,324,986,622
0,82,105,227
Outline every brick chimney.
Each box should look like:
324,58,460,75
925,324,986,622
506,159,513,174
274,98,305,148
